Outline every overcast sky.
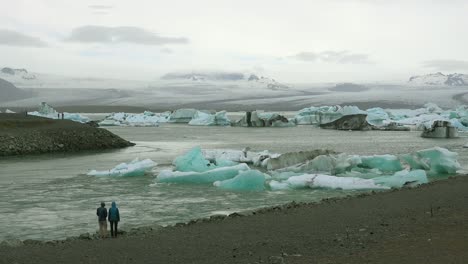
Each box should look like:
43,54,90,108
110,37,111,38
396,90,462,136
1,0,467,83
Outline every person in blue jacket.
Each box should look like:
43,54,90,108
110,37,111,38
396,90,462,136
108,201,120,237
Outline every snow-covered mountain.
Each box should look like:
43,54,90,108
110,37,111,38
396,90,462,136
1,67,37,81
0,67,150,89
160,71,290,91
408,72,468,86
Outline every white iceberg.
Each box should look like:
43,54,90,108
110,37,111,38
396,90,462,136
87,158,157,177
294,105,365,125
188,111,231,126
99,111,170,127
373,170,428,188
269,174,389,191
169,108,198,123
157,163,250,184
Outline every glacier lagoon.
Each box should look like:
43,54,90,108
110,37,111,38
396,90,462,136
1,124,468,241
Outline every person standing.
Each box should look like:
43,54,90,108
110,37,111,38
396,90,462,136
108,201,120,238
96,202,108,238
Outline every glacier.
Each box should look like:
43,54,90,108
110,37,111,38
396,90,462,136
87,158,157,177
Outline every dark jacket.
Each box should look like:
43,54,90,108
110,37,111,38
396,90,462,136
96,207,107,221
108,202,120,222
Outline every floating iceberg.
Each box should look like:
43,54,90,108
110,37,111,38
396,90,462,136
366,107,390,126
233,111,295,127
173,146,224,172
157,163,250,184
5,109,15,113
401,147,461,175
294,105,365,125
360,155,403,172
421,120,458,138
99,111,170,127
276,153,363,175
188,111,231,126
169,108,198,123
269,174,389,191
213,170,266,191
87,158,157,177
373,170,428,188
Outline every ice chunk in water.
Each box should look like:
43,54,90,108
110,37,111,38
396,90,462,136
188,111,231,126
169,108,197,123
401,147,461,175
213,170,266,191
274,174,388,190
173,146,219,172
87,158,157,177
366,107,390,126
373,170,428,188
158,164,250,184
360,154,403,172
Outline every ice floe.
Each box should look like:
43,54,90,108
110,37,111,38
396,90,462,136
213,170,268,191
188,111,231,126
87,158,157,177
99,111,170,127
158,163,250,184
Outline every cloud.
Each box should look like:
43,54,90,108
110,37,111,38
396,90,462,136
160,48,173,54
292,50,371,64
65,26,189,45
422,59,468,71
0,29,47,47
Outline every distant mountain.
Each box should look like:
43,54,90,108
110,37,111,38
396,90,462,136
328,83,369,92
160,71,289,90
1,67,36,80
408,72,468,86
0,78,32,102
161,71,245,81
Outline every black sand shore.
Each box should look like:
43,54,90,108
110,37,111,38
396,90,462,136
0,114,134,156
1,176,467,264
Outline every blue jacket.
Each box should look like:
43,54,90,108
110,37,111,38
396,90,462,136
108,202,120,222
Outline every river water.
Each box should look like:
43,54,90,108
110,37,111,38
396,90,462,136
1,124,467,241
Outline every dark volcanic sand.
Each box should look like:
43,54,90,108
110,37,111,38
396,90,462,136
1,176,467,264
0,114,134,156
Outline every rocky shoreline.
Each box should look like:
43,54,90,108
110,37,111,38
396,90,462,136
0,114,134,156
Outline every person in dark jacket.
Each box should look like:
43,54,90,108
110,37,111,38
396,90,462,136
96,202,108,238
108,201,120,238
